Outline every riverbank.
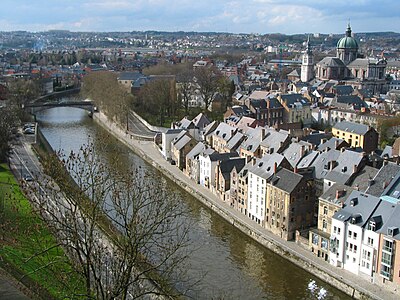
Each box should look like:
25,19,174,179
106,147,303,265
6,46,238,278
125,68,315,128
93,111,399,300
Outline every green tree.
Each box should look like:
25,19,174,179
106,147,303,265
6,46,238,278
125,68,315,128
0,106,19,162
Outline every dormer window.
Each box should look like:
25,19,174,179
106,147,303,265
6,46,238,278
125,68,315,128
368,221,376,231
350,198,358,206
387,227,398,237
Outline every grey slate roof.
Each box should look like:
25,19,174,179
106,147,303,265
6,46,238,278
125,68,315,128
317,57,345,67
324,150,364,184
280,94,311,107
377,203,400,240
320,183,352,206
203,121,218,137
333,85,354,96
118,71,143,81
366,199,396,234
267,168,303,194
239,127,266,154
335,95,367,110
381,172,400,200
259,129,290,154
297,150,319,169
247,153,285,180
172,132,193,151
311,149,341,180
302,131,333,147
381,146,393,158
282,141,312,168
213,123,237,142
226,132,245,151
365,163,400,197
333,121,370,135
333,190,381,227
192,113,210,129
351,166,379,193
219,158,246,180
186,142,206,160
207,152,238,162
317,137,347,152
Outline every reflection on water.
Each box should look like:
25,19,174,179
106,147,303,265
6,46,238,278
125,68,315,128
36,105,350,300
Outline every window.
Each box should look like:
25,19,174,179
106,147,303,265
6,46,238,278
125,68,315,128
353,232,357,239
323,206,328,215
338,228,341,234
348,230,352,238
323,220,327,230
334,226,337,234
368,237,373,246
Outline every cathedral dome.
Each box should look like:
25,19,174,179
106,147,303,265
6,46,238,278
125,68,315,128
337,23,358,49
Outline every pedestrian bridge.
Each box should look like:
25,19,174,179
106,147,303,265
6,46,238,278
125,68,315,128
24,100,96,114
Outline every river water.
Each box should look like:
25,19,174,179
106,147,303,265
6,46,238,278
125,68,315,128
36,106,350,300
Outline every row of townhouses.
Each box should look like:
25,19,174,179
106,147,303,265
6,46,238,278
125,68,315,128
159,111,400,290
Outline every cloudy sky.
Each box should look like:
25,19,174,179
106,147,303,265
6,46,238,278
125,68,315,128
1,0,399,34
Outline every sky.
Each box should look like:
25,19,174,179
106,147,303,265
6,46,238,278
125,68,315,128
1,0,399,34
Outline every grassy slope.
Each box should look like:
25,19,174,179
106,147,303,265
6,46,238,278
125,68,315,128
0,163,86,299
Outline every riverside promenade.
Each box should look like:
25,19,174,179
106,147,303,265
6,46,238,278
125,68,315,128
94,112,399,300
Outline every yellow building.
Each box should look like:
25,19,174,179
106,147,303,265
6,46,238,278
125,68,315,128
332,121,378,153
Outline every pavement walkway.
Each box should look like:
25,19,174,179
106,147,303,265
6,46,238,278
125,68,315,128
94,112,399,300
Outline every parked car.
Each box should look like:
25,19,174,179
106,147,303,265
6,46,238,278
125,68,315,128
23,127,35,134
23,174,34,182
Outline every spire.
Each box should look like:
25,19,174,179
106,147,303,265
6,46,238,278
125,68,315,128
305,35,312,54
346,21,352,37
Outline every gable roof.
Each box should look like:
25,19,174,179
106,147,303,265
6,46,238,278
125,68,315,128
333,190,381,227
324,150,365,184
366,162,400,197
247,153,286,179
259,128,290,154
213,122,237,142
192,113,210,129
267,168,303,193
186,142,207,160
219,158,246,180
333,85,354,96
280,93,311,108
333,121,370,135
377,203,400,240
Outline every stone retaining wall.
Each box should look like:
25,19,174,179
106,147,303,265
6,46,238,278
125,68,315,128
93,113,377,300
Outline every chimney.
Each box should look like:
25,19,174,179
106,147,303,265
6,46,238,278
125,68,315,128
353,164,358,174
335,139,340,149
330,160,336,171
294,166,298,173
336,189,345,199
300,145,306,157
252,157,256,166
341,147,346,153
274,162,278,174
383,159,388,166
260,128,266,142
320,138,327,145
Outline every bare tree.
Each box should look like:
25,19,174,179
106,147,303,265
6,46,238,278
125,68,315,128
30,142,192,299
193,67,222,112
176,70,194,115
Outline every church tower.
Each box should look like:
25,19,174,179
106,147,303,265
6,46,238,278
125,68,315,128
336,23,358,64
301,36,314,82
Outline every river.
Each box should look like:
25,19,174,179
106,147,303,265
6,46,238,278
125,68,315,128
36,105,350,300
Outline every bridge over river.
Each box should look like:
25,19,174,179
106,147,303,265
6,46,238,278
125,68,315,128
24,99,95,114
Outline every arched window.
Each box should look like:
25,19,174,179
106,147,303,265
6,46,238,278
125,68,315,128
323,206,328,215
